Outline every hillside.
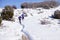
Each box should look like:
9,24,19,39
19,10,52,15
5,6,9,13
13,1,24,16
21,1,59,9
0,6,60,40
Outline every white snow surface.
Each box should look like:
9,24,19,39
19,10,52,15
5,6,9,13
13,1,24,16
0,20,23,40
0,6,60,40
23,7,60,40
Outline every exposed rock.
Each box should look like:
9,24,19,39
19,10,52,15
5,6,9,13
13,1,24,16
22,34,30,40
54,10,60,19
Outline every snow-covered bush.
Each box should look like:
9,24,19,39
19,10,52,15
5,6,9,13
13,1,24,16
24,12,28,17
40,19,51,25
0,16,2,25
1,5,14,20
54,10,60,19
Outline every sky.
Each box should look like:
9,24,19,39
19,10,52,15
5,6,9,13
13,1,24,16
0,0,60,8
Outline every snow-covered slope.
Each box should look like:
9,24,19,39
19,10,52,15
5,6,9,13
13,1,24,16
0,20,23,40
22,7,60,40
0,6,60,40
23,15,60,40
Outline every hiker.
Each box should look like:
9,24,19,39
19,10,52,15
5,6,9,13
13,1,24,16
21,12,25,20
18,16,21,24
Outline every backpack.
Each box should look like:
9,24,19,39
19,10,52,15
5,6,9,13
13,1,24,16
22,13,24,20
18,16,21,20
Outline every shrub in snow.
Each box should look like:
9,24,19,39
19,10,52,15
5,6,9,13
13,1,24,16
24,13,28,17
12,5,17,9
54,10,60,19
30,13,33,16
40,19,51,25
1,5,14,20
0,16,2,25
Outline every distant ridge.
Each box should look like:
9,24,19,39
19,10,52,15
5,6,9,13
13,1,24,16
21,1,59,9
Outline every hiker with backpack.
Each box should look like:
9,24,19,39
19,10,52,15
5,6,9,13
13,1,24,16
21,13,24,20
18,16,22,24
18,11,25,24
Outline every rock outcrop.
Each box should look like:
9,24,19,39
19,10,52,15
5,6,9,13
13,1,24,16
54,10,60,19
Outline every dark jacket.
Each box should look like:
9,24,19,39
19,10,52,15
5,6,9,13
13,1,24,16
18,16,21,20
21,13,24,20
